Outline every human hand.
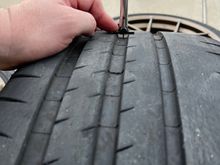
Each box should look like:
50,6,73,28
0,0,118,70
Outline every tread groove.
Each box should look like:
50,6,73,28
65,87,79,93
126,59,136,63
116,144,133,153
154,33,185,165
81,125,118,132
0,132,12,139
43,158,60,165
207,51,220,56
201,41,220,47
120,107,135,113
104,94,120,97
0,97,27,103
54,118,69,125
11,74,41,79
81,125,98,132
123,79,136,85
165,125,181,128
88,93,102,98
74,65,87,70
108,70,124,75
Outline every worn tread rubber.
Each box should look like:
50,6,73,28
0,31,220,165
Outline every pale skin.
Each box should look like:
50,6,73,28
0,0,118,70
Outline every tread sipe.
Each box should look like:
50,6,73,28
1,31,220,165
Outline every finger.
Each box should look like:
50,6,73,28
89,0,118,32
75,0,118,32
70,8,97,36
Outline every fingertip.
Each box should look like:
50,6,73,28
112,20,119,32
97,14,119,32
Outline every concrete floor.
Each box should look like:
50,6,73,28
1,0,219,30
103,0,220,30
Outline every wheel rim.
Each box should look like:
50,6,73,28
115,14,220,41
0,78,5,91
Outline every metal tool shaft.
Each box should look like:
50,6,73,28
119,0,128,32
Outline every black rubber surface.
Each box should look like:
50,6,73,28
1,31,220,165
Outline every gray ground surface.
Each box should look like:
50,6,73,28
1,0,219,30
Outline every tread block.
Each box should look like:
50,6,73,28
16,53,64,78
100,96,120,127
0,102,37,165
33,101,60,134
109,55,124,74
44,128,96,165
113,39,128,56
82,33,115,53
105,74,122,96
113,46,126,56
163,33,220,165
0,73,53,103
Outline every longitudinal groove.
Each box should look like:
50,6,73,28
19,38,87,165
154,33,185,165
93,37,129,165
90,37,118,165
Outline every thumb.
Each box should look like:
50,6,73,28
70,8,97,36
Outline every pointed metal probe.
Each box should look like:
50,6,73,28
118,0,133,38
119,0,128,33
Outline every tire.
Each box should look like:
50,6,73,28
0,31,220,165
